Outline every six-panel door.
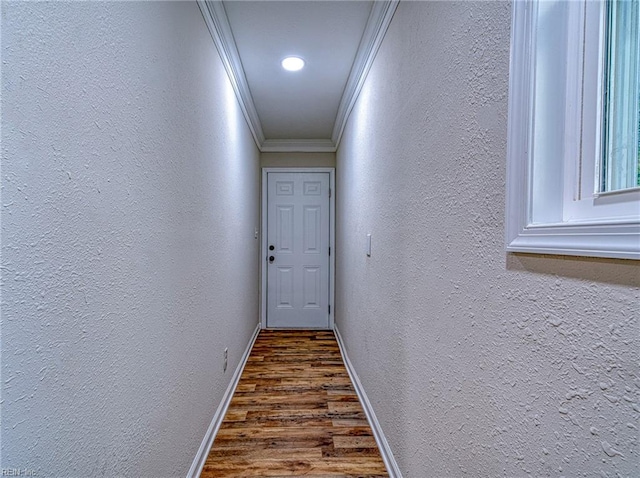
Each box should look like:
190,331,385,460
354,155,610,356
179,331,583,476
267,172,330,328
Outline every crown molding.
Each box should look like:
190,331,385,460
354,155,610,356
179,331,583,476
261,139,337,153
197,0,265,148
198,0,399,153
331,0,400,148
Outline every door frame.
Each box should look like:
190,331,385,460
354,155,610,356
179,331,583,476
261,168,335,330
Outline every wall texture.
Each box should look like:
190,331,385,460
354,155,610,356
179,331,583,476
1,2,260,477
336,2,639,477
260,152,336,169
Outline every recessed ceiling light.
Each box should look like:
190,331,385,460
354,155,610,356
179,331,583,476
281,56,305,72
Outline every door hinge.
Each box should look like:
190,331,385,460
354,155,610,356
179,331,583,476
329,247,331,256
329,188,332,198
328,305,331,315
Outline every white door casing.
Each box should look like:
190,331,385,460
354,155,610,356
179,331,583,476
261,169,335,329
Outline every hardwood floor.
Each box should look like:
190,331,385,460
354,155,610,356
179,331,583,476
201,330,388,477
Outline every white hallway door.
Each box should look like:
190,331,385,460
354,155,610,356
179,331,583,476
267,172,330,328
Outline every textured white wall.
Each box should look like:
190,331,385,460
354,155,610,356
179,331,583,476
260,152,336,169
336,2,640,476
1,2,259,476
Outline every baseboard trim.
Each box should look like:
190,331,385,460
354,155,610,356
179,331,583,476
186,323,261,478
334,326,403,478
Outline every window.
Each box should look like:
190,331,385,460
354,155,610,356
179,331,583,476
601,0,640,193
506,0,640,260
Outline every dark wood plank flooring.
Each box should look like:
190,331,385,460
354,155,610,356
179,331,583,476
200,330,388,477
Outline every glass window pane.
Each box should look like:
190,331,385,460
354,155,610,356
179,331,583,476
602,0,640,192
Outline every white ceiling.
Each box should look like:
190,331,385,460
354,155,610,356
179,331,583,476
199,1,399,152
224,1,373,140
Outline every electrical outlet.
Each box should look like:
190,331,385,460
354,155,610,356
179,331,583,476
223,348,228,373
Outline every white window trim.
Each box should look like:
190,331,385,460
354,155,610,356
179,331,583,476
506,0,640,260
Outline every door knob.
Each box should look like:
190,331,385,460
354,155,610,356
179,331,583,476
269,256,275,262
269,245,275,251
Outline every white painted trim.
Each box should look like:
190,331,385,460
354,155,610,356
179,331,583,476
198,0,398,153
197,0,265,148
334,326,403,478
261,139,337,153
186,324,261,478
331,0,400,147
261,168,336,330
